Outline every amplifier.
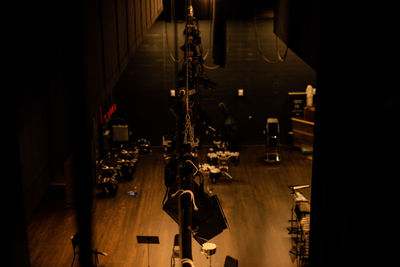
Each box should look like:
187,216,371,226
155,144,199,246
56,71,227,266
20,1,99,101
112,125,129,142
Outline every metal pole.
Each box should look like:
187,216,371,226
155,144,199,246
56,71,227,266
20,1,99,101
147,243,150,267
180,1,193,265
176,99,193,267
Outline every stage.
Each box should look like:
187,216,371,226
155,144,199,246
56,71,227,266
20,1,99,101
27,145,311,267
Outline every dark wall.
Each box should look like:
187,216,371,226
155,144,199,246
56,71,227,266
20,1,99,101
306,1,394,266
114,19,316,146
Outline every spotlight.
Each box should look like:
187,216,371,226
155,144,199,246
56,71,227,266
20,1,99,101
237,89,244,97
170,89,176,97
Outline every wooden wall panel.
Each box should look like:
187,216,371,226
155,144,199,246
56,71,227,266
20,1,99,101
158,0,163,14
116,0,129,71
127,0,136,53
155,0,159,16
151,0,156,23
141,0,147,34
101,0,120,92
87,0,163,107
15,0,164,232
135,0,143,46
83,0,105,115
146,0,151,30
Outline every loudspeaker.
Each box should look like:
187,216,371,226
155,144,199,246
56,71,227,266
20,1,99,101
162,183,228,245
192,194,228,245
164,156,178,187
112,125,129,142
224,256,238,267
213,0,227,67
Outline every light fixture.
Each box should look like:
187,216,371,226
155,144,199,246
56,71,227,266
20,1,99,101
237,89,244,97
170,89,176,97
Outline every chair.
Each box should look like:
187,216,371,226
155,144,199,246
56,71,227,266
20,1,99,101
70,233,107,266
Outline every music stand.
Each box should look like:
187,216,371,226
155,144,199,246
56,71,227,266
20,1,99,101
137,236,160,267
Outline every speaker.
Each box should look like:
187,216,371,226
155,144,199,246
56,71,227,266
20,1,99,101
162,183,228,245
192,194,228,245
112,125,129,142
162,181,202,225
224,256,238,267
164,156,178,187
213,0,227,67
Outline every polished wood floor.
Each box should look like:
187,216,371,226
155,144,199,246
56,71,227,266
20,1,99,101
27,145,312,267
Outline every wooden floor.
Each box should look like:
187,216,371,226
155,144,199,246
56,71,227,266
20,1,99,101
27,145,312,267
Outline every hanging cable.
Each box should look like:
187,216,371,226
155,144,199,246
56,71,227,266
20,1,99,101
204,63,220,70
276,35,289,62
183,5,196,148
171,189,199,211
185,159,199,175
252,0,288,64
181,258,196,267
164,20,183,63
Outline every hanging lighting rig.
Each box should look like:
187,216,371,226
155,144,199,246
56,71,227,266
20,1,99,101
171,0,216,154
166,2,221,266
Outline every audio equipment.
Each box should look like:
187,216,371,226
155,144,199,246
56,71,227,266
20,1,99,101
207,152,218,165
163,184,228,245
98,176,118,197
224,256,238,267
209,168,221,184
112,125,129,142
